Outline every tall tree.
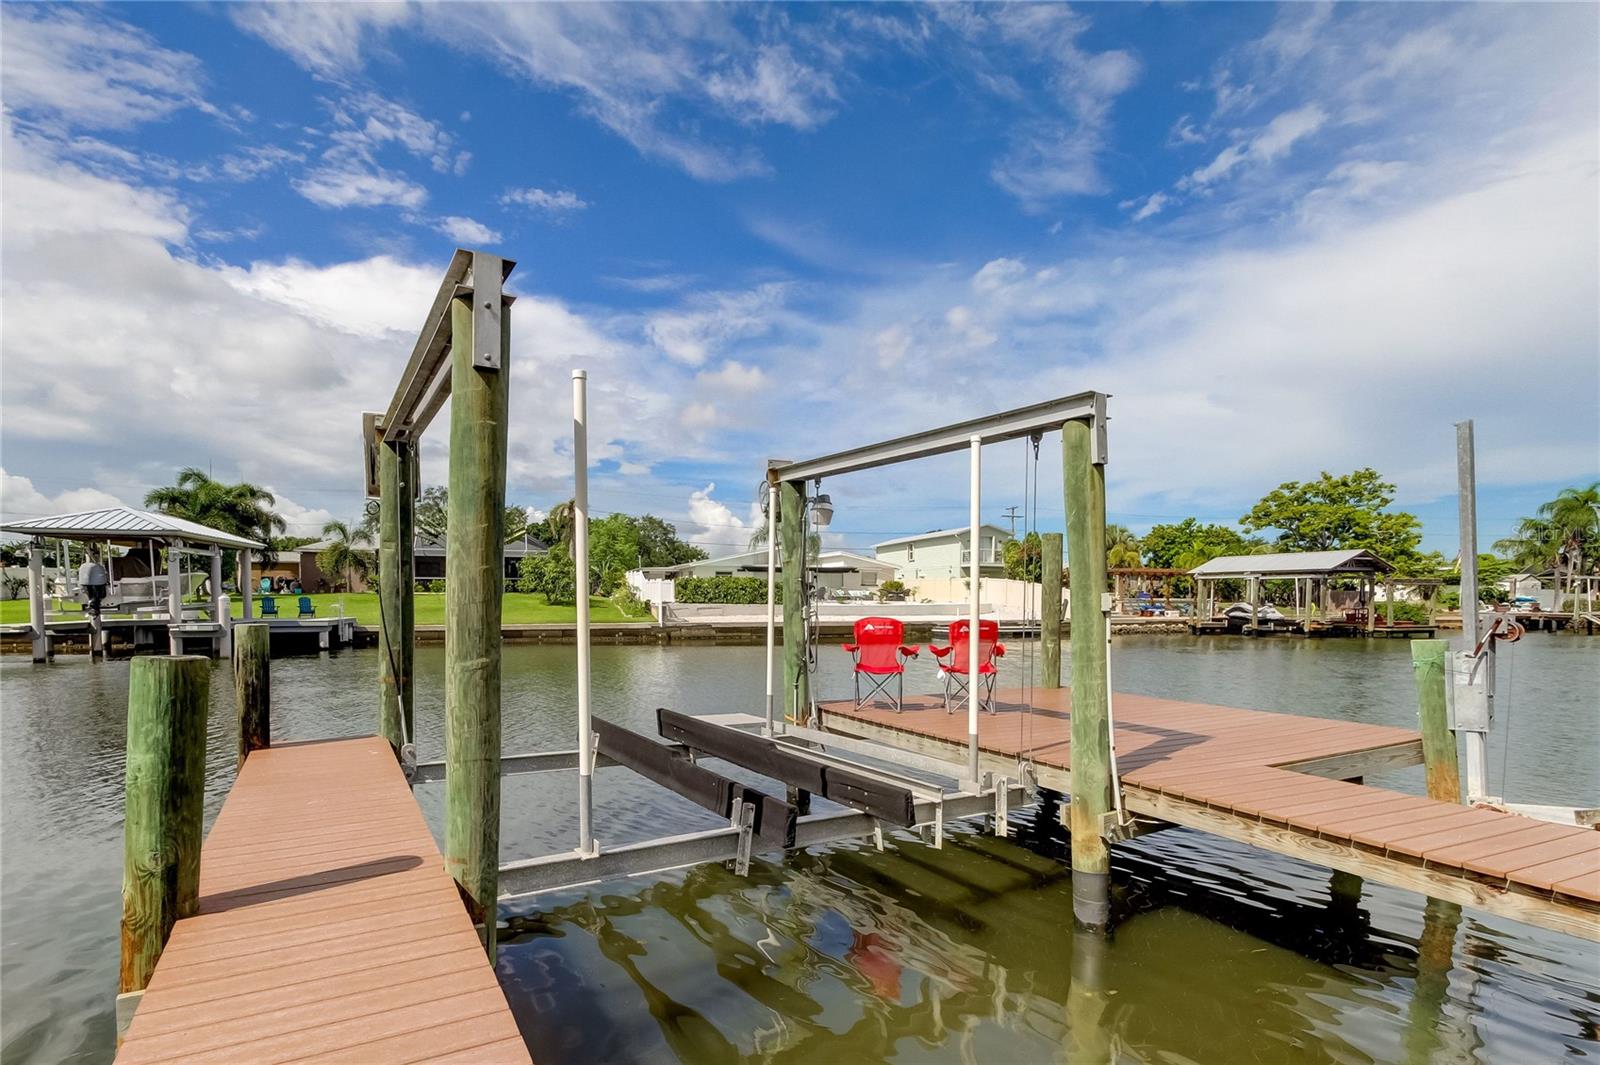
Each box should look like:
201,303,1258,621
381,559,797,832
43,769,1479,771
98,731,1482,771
415,486,449,543
144,467,286,569
1141,518,1264,570
1240,468,1422,564
316,520,371,592
1494,482,1600,606
1003,531,1043,582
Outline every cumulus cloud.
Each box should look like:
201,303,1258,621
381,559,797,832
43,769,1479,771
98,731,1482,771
433,215,503,245
293,92,463,210
0,469,126,524
646,284,787,366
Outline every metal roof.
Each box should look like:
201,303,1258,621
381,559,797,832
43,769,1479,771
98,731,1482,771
0,507,264,549
1189,549,1394,578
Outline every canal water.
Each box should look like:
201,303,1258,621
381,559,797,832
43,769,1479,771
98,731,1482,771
2,635,1596,1063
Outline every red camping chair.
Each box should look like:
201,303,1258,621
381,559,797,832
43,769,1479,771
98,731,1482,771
843,617,920,713
928,619,1006,715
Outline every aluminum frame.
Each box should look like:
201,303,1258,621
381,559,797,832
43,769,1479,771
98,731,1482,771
766,391,1107,483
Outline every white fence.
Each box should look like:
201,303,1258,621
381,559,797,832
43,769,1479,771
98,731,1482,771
906,577,1064,620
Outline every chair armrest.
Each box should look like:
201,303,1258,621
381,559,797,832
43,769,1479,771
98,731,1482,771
898,644,920,658
994,643,1007,657
927,644,950,658
842,643,859,653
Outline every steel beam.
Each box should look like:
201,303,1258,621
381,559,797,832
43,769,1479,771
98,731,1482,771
767,391,1107,483
497,784,1032,899
658,708,916,825
410,749,624,785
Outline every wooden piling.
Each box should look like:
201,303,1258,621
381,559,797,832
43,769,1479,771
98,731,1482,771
779,478,809,724
1411,638,1461,804
120,655,209,994
1063,418,1111,929
233,623,270,769
378,434,417,752
1041,532,1064,688
443,289,508,958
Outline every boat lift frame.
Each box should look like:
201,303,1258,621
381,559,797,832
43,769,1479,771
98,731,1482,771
409,386,1113,901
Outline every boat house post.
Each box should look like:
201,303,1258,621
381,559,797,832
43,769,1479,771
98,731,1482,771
1041,531,1063,688
779,476,809,725
1063,406,1112,930
443,254,510,959
377,422,417,754
239,548,253,620
165,539,183,655
27,539,48,662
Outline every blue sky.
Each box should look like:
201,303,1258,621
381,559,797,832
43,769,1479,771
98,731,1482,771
1,2,1595,557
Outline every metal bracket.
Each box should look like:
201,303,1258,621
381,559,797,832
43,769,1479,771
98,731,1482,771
994,777,1009,837
1090,391,1109,465
871,822,885,852
400,742,417,785
469,252,503,370
731,799,756,876
1451,650,1491,732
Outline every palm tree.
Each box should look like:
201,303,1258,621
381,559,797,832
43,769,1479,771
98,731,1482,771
1495,483,1599,607
1106,524,1142,569
145,468,286,570
317,520,371,593
546,499,576,550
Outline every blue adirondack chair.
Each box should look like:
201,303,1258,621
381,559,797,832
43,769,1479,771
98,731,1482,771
260,596,278,617
297,596,316,618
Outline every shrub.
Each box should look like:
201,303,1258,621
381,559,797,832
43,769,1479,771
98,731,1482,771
518,548,576,605
609,584,648,617
1380,599,1432,625
676,575,778,604
877,579,908,603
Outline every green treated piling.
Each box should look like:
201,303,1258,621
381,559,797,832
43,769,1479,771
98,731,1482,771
1041,532,1064,688
120,655,209,994
1411,639,1461,804
378,435,416,752
232,623,270,770
1063,417,1111,930
443,292,509,959
780,478,809,724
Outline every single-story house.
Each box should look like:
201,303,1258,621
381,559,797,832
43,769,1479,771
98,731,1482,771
279,533,545,593
644,548,899,592
871,524,1013,582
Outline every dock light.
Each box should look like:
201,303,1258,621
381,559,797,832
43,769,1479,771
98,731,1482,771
811,493,834,527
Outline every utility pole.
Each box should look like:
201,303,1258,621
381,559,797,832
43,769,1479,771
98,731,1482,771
1002,505,1021,538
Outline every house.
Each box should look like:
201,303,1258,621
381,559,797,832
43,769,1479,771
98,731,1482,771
645,549,899,592
871,524,1013,582
278,534,545,593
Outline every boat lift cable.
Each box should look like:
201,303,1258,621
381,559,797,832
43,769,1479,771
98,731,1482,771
371,579,415,773
1018,433,1042,766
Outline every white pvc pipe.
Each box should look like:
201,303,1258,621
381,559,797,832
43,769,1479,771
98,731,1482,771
765,481,778,736
573,370,596,856
968,434,981,784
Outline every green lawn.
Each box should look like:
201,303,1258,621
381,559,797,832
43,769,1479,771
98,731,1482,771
0,593,649,627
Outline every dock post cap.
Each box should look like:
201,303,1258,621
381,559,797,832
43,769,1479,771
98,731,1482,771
571,368,587,379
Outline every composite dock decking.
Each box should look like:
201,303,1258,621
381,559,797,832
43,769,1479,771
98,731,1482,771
116,737,531,1065
819,688,1600,941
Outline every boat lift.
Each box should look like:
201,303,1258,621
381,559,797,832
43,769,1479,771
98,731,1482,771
402,375,1126,900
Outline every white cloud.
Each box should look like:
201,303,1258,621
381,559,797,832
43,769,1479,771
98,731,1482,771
1251,104,1328,163
293,93,461,210
682,483,755,550
704,45,838,129
0,469,125,524
433,215,503,245
695,361,768,393
501,187,588,213
230,3,413,79
1121,192,1171,222
0,6,210,129
218,255,441,339
972,258,1027,293
646,284,787,366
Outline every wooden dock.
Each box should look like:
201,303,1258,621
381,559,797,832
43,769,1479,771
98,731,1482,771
116,737,531,1064
818,688,1600,941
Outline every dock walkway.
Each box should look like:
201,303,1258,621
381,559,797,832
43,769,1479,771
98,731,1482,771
116,737,531,1064
819,688,1600,941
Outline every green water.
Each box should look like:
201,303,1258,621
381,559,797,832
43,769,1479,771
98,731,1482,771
2,635,1597,1063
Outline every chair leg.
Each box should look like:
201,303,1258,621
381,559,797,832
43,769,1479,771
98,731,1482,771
854,671,862,712
893,672,902,714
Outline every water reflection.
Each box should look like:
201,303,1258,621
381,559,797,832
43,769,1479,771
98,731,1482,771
2,636,1597,1064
